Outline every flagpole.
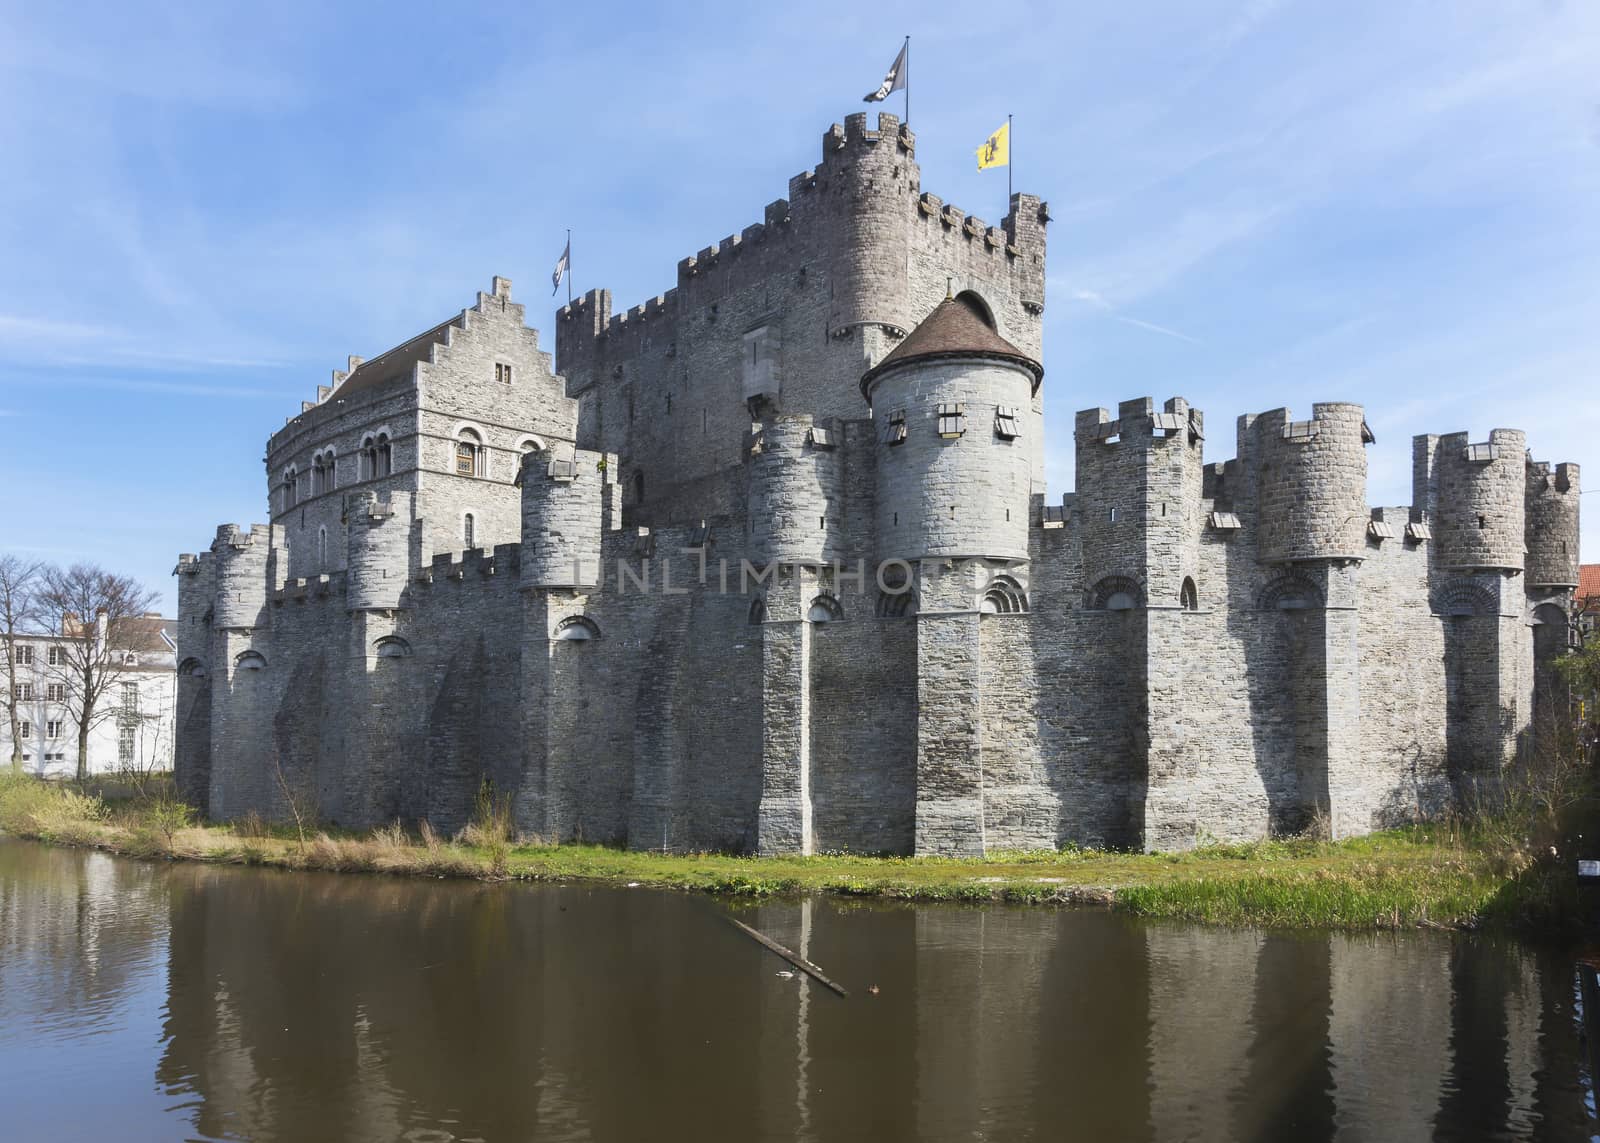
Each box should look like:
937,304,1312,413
566,228,572,305
904,35,910,127
1007,113,1013,204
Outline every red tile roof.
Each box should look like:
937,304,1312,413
1579,564,1600,608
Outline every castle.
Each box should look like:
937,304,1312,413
173,111,1580,854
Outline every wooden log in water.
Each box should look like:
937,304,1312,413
726,916,849,997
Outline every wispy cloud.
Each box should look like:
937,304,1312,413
1066,288,1202,345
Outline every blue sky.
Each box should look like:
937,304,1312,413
1,0,1596,611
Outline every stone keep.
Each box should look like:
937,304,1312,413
174,113,1580,856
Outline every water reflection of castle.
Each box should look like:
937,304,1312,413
140,866,1585,1141
2,842,1584,1140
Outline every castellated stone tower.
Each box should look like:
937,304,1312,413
1525,461,1581,590
171,551,216,808
863,293,1040,566
1426,428,1528,573
1252,404,1369,564
518,444,616,588
857,293,1043,857
556,110,1049,532
345,491,414,612
1073,397,1206,610
747,417,845,566
210,524,279,631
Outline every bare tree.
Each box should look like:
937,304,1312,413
0,555,46,772
39,564,159,783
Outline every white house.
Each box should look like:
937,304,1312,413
2,615,178,779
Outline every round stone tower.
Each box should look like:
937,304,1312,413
210,524,274,630
1524,460,1581,589
520,445,607,588
748,416,844,566
1254,403,1369,564
1435,429,1526,573
345,490,413,611
861,292,1042,564
825,112,918,356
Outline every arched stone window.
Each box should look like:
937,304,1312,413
1257,573,1324,611
555,615,600,642
1181,577,1199,611
807,594,843,624
178,657,206,679
373,636,411,659
283,467,299,511
376,432,393,477
981,575,1029,615
876,589,917,618
234,650,266,672
360,435,377,480
463,513,476,548
1087,576,1142,611
1434,579,1496,618
455,428,482,477
318,525,329,570
518,435,546,455
748,595,767,625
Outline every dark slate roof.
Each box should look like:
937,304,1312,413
860,294,1043,397
333,316,462,400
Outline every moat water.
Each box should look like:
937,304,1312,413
0,839,1595,1143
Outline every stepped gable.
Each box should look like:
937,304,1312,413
859,293,1043,397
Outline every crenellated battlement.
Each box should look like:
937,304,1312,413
555,112,1046,388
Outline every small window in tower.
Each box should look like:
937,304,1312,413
1479,515,1487,530
881,409,908,446
937,403,966,439
1109,507,1120,522
376,433,393,477
463,513,475,548
495,362,513,384
995,406,1020,440
666,394,673,415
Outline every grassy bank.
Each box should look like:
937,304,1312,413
0,773,1581,932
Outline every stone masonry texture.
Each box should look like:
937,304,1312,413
174,114,1579,854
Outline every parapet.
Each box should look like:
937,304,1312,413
1074,397,1202,448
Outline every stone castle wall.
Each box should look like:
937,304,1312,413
174,116,1581,855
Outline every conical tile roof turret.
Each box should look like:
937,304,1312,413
860,292,1042,398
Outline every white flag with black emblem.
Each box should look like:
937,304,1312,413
551,238,570,296
864,40,907,103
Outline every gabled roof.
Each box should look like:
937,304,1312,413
860,294,1043,397
332,316,461,401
